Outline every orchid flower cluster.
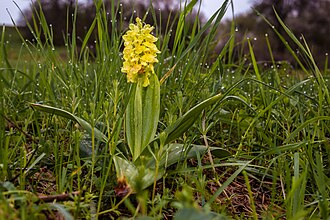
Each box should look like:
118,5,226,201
121,17,160,87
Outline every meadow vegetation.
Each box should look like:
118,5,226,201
0,0,330,219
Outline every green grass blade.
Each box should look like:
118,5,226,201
284,116,330,144
175,0,229,63
163,93,223,144
206,160,252,205
248,38,266,106
172,0,198,52
31,103,107,143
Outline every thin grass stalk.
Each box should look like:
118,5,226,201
247,38,266,106
325,53,328,73
0,26,6,180
227,0,235,64
242,171,258,220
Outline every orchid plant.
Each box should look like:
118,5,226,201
32,18,230,196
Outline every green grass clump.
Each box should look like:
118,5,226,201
1,0,330,219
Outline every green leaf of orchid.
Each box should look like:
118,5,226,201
146,144,230,169
126,73,160,161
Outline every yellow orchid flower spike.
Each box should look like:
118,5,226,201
121,17,160,87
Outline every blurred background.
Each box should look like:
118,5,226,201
0,0,251,25
1,0,329,66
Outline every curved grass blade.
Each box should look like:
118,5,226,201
284,116,330,144
31,103,107,143
162,93,223,144
206,160,252,206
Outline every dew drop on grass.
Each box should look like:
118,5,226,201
253,37,257,41
235,27,238,32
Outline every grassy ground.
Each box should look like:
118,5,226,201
1,1,330,219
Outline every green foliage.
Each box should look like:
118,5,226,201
1,0,330,219
125,73,160,161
